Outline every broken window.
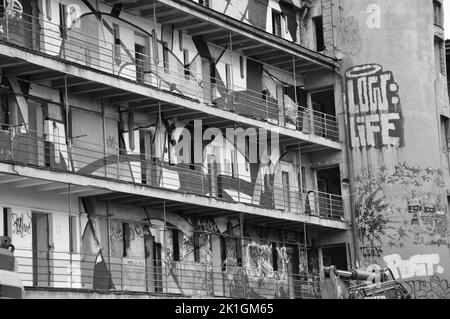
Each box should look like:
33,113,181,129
313,16,325,52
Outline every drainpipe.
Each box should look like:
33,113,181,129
334,68,360,268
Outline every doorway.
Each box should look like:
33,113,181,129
135,33,150,84
315,166,341,217
32,212,50,287
144,232,163,293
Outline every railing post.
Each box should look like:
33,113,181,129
116,147,120,180
201,170,205,195
9,126,14,160
111,44,115,76
329,193,333,218
120,256,123,290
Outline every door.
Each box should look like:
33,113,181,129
275,162,299,212
282,171,291,211
208,155,220,198
32,212,50,287
313,102,326,137
145,232,156,292
140,130,153,185
135,33,150,84
287,245,301,298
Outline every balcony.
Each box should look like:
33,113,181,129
0,123,345,221
117,0,337,71
0,5,341,149
15,248,322,299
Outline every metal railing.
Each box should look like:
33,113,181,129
0,123,345,219
0,5,340,142
14,248,321,299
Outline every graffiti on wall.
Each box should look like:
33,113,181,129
383,254,444,280
355,162,448,254
404,276,450,299
336,16,362,56
244,242,290,280
346,64,404,149
11,212,31,238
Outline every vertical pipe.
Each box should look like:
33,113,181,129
116,147,120,180
69,183,73,288
106,200,111,285
293,57,298,129
303,222,309,276
163,200,167,293
229,32,236,109
102,101,107,178
158,102,163,188
235,122,240,203
239,212,245,297
298,141,303,214
64,75,72,172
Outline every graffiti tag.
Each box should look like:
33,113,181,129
383,254,444,280
12,213,31,238
346,64,404,149
404,276,450,299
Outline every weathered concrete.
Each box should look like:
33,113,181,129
0,163,349,230
335,0,450,299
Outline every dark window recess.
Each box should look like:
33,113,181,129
59,4,67,39
46,0,52,20
163,42,170,73
441,116,450,153
239,56,245,79
435,37,446,75
183,50,190,79
313,16,325,52
113,24,121,65
172,229,180,261
135,44,145,84
152,30,159,63
69,216,76,253
122,223,128,257
272,243,278,271
199,0,209,7
0,93,10,130
225,64,231,89
193,229,200,262
434,1,443,27
272,10,282,37
3,208,8,236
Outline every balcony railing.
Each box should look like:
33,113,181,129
14,248,322,299
0,5,340,142
0,123,345,220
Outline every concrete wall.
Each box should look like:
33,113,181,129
336,0,450,299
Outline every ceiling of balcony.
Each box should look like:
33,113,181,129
105,0,337,74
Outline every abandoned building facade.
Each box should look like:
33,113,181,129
0,0,448,299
